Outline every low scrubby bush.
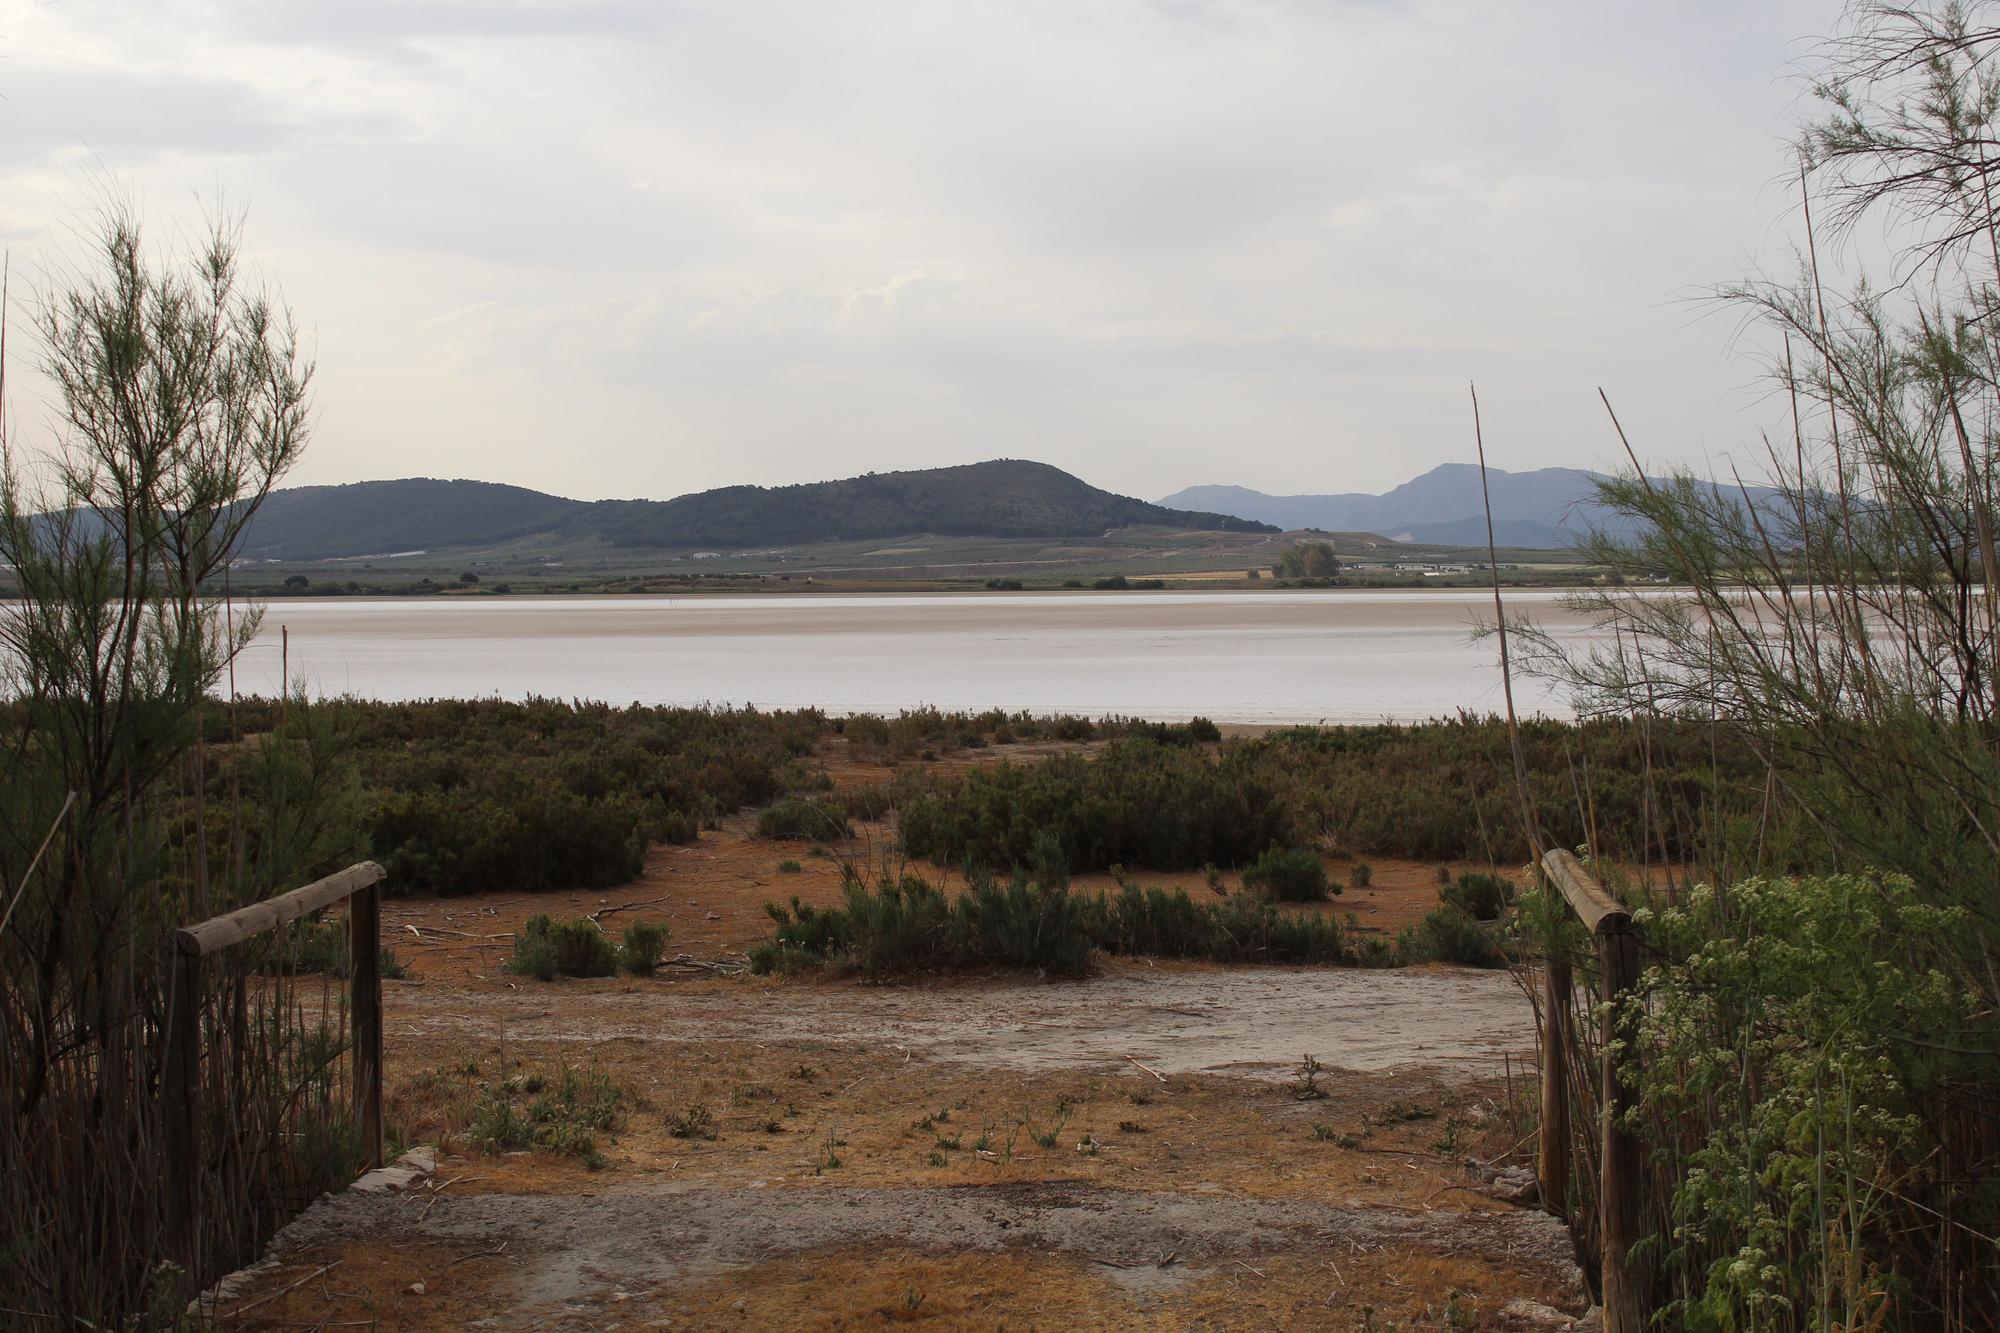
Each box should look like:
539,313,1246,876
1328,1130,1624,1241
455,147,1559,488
1396,906,1505,968
1260,717,1771,865
510,914,620,979
897,738,1295,873
1240,846,1332,902
750,866,1345,976
620,921,671,974
752,869,1093,976
755,796,853,841
1441,870,1513,921
1092,880,1345,964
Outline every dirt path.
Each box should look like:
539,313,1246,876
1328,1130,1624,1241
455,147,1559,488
269,1181,1581,1328
212,962,1579,1329
393,963,1534,1081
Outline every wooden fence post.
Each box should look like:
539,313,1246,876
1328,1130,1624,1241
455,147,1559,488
349,878,383,1171
1597,918,1646,1332
163,947,204,1277
1538,955,1572,1223
1541,848,1651,1329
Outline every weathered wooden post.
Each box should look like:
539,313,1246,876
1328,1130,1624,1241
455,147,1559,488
1542,849,1648,1331
1596,913,1646,1330
1538,951,1572,1223
162,945,204,1277
349,875,383,1170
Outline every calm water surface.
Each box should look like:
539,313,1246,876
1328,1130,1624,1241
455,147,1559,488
233,591,1600,724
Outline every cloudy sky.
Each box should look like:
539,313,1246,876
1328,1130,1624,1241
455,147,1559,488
1,0,1849,502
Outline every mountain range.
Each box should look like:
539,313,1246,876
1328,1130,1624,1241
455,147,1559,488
234,460,1274,562
1159,464,1642,548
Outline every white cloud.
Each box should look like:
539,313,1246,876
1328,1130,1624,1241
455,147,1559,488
0,0,1848,500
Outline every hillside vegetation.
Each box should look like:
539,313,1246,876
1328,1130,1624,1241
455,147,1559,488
236,478,586,560
228,459,1273,561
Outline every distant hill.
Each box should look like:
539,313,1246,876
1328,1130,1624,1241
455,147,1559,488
236,479,586,560
1158,464,1777,548
233,460,1273,561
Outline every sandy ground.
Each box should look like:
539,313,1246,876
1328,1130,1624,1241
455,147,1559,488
388,963,1533,1082
206,744,1579,1331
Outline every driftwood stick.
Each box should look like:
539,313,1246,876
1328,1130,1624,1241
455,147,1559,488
589,895,675,927
1123,1055,1169,1082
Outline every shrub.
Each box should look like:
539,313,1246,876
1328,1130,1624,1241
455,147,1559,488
1241,846,1332,902
469,1063,633,1169
777,859,803,874
752,866,1345,975
510,915,619,980
755,796,852,841
1396,906,1504,968
1630,875,1986,1324
1349,861,1372,887
261,916,407,980
1441,870,1513,921
754,869,1089,976
897,738,1296,873
620,921,671,974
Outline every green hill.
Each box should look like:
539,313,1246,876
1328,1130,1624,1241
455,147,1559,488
586,459,1271,549
236,478,585,560
231,461,1273,561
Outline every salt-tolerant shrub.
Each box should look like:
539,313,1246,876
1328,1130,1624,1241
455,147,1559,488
897,737,1296,872
510,915,619,980
620,921,671,974
1241,846,1333,902
755,796,853,841
749,865,1345,976
1395,906,1504,968
1441,870,1513,921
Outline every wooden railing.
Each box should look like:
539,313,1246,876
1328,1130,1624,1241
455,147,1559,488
1539,848,1648,1332
163,861,387,1262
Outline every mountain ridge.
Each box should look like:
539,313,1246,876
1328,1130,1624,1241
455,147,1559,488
234,460,1275,561
1159,464,1649,547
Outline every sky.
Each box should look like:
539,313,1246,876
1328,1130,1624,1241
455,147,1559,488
0,0,1853,503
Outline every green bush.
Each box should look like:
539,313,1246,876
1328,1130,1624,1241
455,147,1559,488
1441,870,1513,921
1091,880,1344,964
620,920,671,974
750,866,1345,976
1240,846,1332,902
755,796,853,841
752,869,1090,977
1349,861,1372,887
1629,875,1985,1325
1396,906,1504,968
510,915,620,980
897,738,1295,873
